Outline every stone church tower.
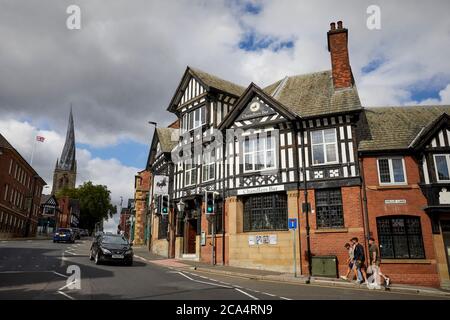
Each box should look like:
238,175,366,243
52,108,77,195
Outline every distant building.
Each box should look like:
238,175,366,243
52,108,77,195
38,194,60,235
0,134,46,238
133,170,151,245
57,196,80,229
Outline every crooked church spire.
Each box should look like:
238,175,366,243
52,107,77,195
57,107,76,171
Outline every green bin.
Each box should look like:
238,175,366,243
311,255,338,278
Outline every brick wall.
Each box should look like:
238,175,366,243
362,156,440,287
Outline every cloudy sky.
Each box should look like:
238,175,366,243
1,0,450,231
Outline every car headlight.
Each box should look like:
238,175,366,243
55,233,59,236
101,248,112,254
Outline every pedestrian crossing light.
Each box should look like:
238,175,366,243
161,195,169,215
206,191,215,215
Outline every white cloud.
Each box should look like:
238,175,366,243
0,117,138,231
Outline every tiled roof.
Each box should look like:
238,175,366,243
156,128,179,153
358,105,450,151
189,67,245,97
263,70,362,118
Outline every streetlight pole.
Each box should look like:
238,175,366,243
147,121,157,250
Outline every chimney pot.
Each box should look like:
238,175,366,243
330,22,336,31
337,21,343,29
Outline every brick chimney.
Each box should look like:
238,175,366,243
327,21,354,89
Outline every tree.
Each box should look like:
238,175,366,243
57,181,117,231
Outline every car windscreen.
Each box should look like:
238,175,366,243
58,229,71,233
101,236,128,245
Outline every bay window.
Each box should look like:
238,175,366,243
243,132,276,172
311,129,338,165
181,105,206,133
184,159,197,186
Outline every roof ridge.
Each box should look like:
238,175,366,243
189,66,246,90
271,76,289,98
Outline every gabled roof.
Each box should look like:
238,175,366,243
219,82,297,129
145,127,179,169
262,70,362,118
167,66,245,113
40,194,58,206
358,105,450,152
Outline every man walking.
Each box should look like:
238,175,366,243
340,242,355,281
351,237,368,286
368,237,390,289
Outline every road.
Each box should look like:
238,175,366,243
0,239,448,300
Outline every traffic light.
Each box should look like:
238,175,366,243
205,191,215,215
161,194,169,215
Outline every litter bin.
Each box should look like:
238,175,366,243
311,255,338,278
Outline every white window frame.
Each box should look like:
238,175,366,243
4,184,8,201
433,154,450,182
186,106,206,132
310,128,339,166
184,159,196,187
202,149,216,182
377,157,408,185
243,133,277,173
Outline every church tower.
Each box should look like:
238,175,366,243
52,107,77,195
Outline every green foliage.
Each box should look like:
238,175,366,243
57,181,117,231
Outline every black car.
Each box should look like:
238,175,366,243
89,234,133,266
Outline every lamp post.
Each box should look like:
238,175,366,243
147,121,157,250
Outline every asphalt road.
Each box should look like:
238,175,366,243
0,239,448,300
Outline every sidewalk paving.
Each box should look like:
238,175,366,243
0,235,52,241
132,246,450,298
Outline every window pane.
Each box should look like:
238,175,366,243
189,112,194,130
379,235,395,258
243,194,287,232
255,152,265,170
244,154,253,171
201,106,206,124
244,137,250,153
326,144,337,162
392,159,405,183
407,235,425,258
435,155,450,180
324,129,336,143
312,145,325,165
393,235,410,258
209,164,215,180
378,159,391,183
267,151,275,168
311,131,323,144
315,189,344,229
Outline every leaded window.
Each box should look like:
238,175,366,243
185,159,197,186
377,158,406,184
311,129,338,165
315,188,344,229
377,216,425,259
158,215,169,239
243,193,287,232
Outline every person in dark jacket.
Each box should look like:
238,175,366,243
351,237,368,286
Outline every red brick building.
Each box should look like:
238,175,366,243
0,134,46,239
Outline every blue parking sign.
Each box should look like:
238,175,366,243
288,218,297,230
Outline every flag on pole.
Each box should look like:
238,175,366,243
36,136,45,142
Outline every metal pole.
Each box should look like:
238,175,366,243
30,138,37,166
293,228,297,277
211,215,216,266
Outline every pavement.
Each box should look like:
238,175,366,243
0,239,449,300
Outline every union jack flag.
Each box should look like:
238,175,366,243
36,136,45,142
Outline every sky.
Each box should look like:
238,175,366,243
1,0,450,231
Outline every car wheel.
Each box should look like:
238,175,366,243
126,260,133,266
95,251,101,265
53,240,56,243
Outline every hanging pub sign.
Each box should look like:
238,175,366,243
153,175,169,195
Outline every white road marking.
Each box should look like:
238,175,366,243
176,272,232,288
234,288,259,300
60,251,66,267
58,280,77,291
261,292,276,297
53,271,68,278
280,296,292,300
57,291,75,300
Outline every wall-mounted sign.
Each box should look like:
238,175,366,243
384,199,407,205
201,231,206,246
153,175,169,195
237,185,284,196
248,234,277,246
